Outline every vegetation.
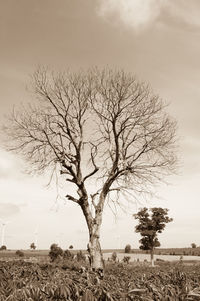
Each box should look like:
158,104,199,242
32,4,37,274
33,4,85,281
63,249,74,260
124,244,131,253
30,242,36,250
76,250,86,262
123,256,131,264
0,260,200,300
191,243,197,249
0,245,6,251
3,67,177,269
111,252,117,263
134,207,173,266
49,244,63,262
15,250,24,257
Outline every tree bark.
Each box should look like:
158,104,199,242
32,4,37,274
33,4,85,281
87,231,104,270
150,248,154,267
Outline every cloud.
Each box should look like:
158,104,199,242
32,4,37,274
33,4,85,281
165,1,200,28
97,0,200,31
97,0,164,30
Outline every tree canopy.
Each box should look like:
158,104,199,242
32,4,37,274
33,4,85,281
3,67,178,269
134,207,173,266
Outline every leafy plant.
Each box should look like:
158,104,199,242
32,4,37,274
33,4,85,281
49,243,63,262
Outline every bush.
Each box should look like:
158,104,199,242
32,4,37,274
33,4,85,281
0,245,7,251
63,249,74,260
124,244,131,253
16,250,24,257
123,256,131,264
76,250,86,262
49,244,63,262
111,252,117,262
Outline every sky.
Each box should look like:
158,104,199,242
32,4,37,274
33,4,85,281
0,0,200,250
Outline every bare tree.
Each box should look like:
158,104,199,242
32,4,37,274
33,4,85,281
3,67,177,269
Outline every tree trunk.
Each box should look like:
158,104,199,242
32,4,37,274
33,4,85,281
87,205,104,270
87,232,104,270
150,249,154,267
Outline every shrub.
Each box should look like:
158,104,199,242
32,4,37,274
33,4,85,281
16,250,24,257
111,252,117,262
49,244,63,262
63,249,74,260
62,260,82,271
0,245,7,251
76,250,86,262
123,256,131,264
124,244,131,253
69,245,73,249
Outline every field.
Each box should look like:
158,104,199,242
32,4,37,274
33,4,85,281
1,248,200,264
1,259,200,300
104,252,200,263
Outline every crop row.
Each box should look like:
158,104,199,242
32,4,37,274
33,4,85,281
1,260,200,300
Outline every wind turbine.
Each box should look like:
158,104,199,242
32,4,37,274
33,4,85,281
34,226,39,249
0,220,10,247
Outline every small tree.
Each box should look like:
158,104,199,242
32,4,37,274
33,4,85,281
49,243,63,262
69,245,73,250
124,244,131,253
134,207,173,266
191,243,197,249
30,242,36,250
0,245,7,251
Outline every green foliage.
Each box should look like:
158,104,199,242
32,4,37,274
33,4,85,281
49,243,63,262
15,250,24,257
134,207,173,252
0,245,7,251
124,244,131,253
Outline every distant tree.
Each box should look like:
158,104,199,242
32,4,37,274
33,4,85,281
69,245,73,250
134,207,173,266
16,250,24,257
49,243,63,262
125,244,131,253
3,67,177,270
0,245,7,251
30,242,36,250
191,243,197,249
